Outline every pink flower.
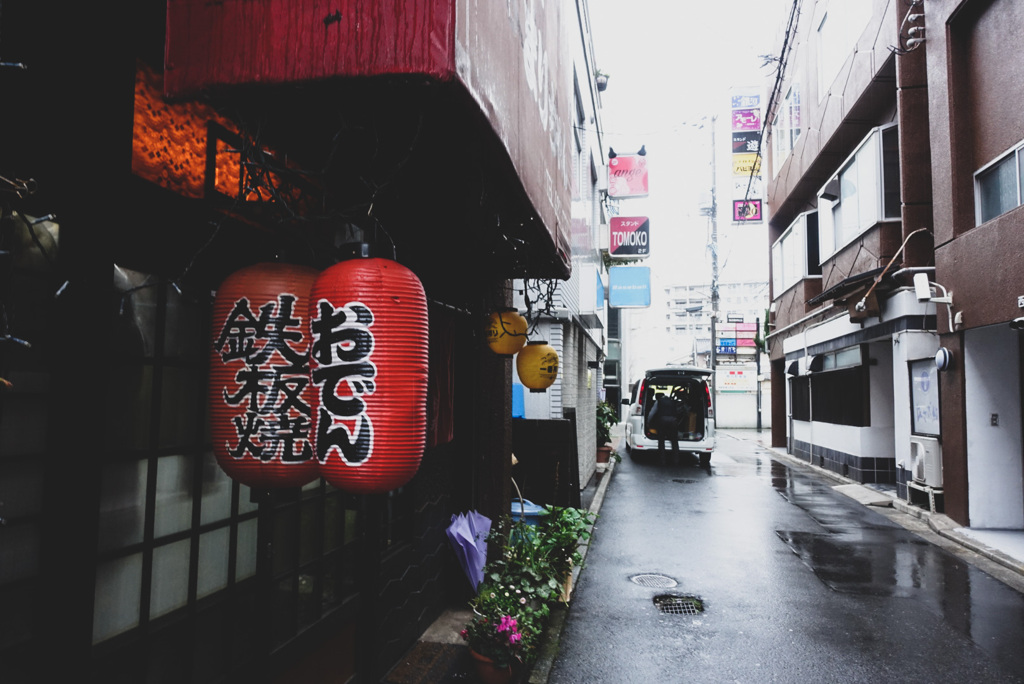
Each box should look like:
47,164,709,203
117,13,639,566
459,629,468,640
519,597,527,604
496,615,518,633
509,632,522,645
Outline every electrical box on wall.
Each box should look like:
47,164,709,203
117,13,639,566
910,437,943,488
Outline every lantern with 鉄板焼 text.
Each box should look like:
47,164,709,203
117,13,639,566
308,250,429,494
209,263,320,488
485,308,528,356
516,340,559,392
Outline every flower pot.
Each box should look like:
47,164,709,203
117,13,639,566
596,445,612,464
469,649,514,684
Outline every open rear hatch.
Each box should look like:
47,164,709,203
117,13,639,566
642,373,710,442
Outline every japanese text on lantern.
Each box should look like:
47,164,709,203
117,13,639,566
214,294,314,462
310,300,377,466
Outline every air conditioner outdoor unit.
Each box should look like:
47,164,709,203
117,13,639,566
910,437,943,488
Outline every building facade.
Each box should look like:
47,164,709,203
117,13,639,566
764,0,1024,529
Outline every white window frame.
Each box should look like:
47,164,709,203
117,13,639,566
816,1,872,100
817,123,900,260
772,84,802,176
974,139,1024,225
772,210,818,295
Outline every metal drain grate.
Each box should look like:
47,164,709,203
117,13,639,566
672,479,698,484
653,594,704,615
630,573,678,588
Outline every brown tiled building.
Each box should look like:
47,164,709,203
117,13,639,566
765,0,1024,531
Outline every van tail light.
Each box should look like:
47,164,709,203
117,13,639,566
705,382,714,418
632,380,645,415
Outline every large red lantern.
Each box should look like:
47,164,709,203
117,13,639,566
308,252,428,494
209,263,320,488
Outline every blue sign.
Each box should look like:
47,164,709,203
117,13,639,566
597,271,605,308
609,267,651,308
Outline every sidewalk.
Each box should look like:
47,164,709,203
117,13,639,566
719,428,1024,583
381,435,620,684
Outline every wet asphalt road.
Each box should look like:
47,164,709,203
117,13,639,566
546,432,1024,684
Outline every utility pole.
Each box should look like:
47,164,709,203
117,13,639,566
756,316,762,431
708,115,719,426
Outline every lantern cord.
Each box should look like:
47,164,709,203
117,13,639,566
427,298,472,317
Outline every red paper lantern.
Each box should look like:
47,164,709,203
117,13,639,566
308,253,428,494
209,263,320,488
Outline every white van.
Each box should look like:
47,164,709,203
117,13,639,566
622,366,715,465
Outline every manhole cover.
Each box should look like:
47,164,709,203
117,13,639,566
653,594,705,615
672,479,698,484
630,573,677,588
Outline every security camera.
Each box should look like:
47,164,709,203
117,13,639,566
913,273,932,302
1011,317,1024,330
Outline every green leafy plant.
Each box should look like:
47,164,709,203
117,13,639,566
462,507,597,667
596,400,618,446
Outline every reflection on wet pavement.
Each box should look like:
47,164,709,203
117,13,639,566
771,458,1024,675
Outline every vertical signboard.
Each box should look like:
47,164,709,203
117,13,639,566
729,88,764,225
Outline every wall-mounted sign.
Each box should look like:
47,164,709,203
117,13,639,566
608,154,649,198
609,266,651,308
731,93,761,110
609,216,650,258
732,131,761,155
732,154,762,176
733,199,762,222
731,109,761,132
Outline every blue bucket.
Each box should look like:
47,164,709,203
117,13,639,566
511,498,548,526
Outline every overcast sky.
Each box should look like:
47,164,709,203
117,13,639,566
589,0,790,288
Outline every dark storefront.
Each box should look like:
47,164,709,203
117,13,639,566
0,1,572,681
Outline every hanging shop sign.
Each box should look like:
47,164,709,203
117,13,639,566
209,263,321,488
731,108,761,132
607,153,649,198
485,309,528,356
309,252,429,494
731,153,762,176
733,200,763,222
608,266,651,308
609,216,650,258
732,131,761,155
516,340,559,392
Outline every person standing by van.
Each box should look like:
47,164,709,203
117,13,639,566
647,393,681,459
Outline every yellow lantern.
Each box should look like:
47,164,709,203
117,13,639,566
485,309,528,356
516,340,559,392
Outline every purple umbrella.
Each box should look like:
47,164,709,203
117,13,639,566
446,510,491,590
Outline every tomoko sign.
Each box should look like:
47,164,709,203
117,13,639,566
609,216,650,258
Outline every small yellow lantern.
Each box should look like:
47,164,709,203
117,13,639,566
516,340,559,392
485,309,528,356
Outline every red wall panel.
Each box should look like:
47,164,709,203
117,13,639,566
165,0,455,97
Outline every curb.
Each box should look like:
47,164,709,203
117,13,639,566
526,444,619,684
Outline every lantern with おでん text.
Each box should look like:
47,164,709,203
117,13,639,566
209,263,320,488
308,253,429,494
485,308,528,356
516,340,559,392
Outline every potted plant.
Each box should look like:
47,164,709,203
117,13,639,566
596,400,618,464
460,508,597,678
